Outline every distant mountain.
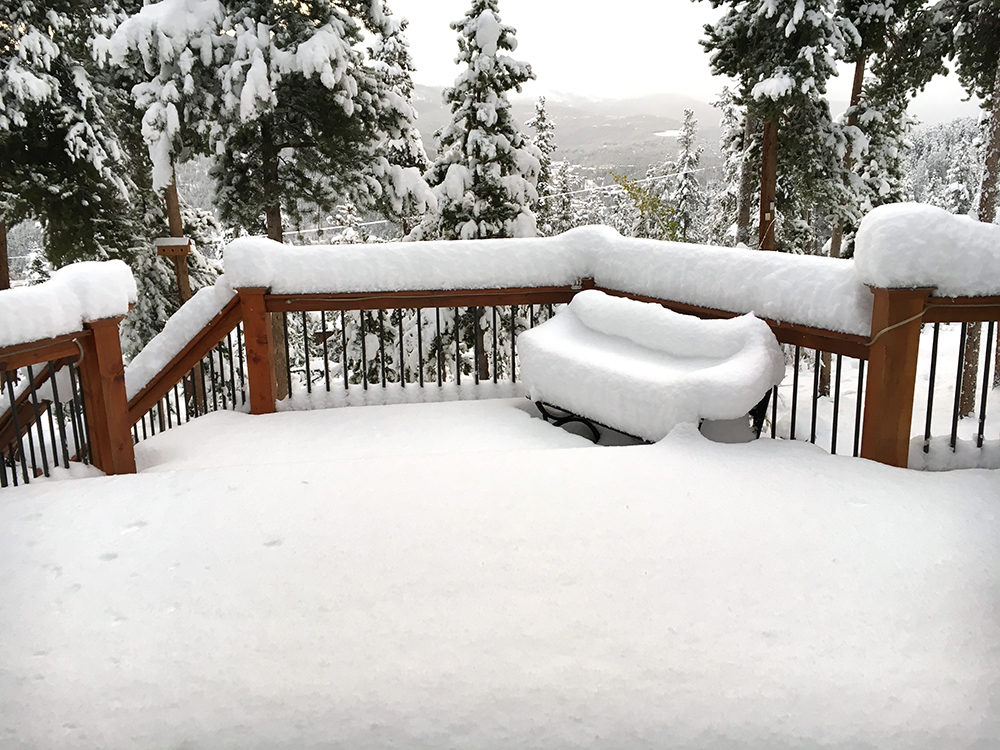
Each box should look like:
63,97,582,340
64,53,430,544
412,85,722,177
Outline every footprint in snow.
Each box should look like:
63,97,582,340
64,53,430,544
99,552,118,562
122,520,148,534
263,538,283,548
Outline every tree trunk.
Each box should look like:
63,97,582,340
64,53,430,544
0,219,10,290
736,114,757,246
829,54,867,260
164,173,192,304
758,118,778,251
261,118,290,400
961,50,1000,410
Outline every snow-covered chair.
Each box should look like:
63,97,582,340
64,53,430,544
517,290,786,443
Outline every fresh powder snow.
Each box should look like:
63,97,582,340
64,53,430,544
0,260,137,348
517,290,785,441
223,226,875,335
0,400,996,747
854,202,1000,296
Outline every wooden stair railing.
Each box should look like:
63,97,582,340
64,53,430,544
126,295,242,427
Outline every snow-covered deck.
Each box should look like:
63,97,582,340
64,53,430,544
2,398,998,748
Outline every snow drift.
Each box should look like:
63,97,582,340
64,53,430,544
854,203,1000,296
224,226,875,335
0,261,137,348
517,290,786,442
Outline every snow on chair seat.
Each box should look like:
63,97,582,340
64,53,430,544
517,290,786,443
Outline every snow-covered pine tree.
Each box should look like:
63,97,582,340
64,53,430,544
944,0,1000,399
527,96,557,236
417,0,539,379
706,89,756,245
701,0,844,251
828,0,948,258
366,7,435,234
0,1,140,267
671,109,705,242
418,0,540,241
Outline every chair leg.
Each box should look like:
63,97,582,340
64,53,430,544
535,401,600,444
749,391,772,439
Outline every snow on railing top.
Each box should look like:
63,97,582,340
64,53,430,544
124,276,236,400
855,203,1000,297
224,226,875,336
0,260,137,349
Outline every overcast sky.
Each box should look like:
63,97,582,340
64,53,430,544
390,0,980,124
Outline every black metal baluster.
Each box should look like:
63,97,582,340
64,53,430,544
416,308,424,388
165,393,174,429
188,368,200,418
435,308,443,387
853,360,865,458
173,384,182,426
810,350,820,444
492,306,499,383
790,346,800,441
48,361,70,468
530,304,535,329
360,311,369,390
977,320,995,448
320,312,331,392
340,311,349,390
236,323,247,404
198,360,209,414
510,305,517,383
398,310,406,387
924,323,940,453
301,312,312,394
831,354,843,455
42,363,60,468
67,363,84,461
951,322,968,451
4,371,29,483
282,312,292,398
68,363,92,464
454,307,461,385
208,353,219,411
473,306,480,386
25,365,48,477
770,385,777,439
226,332,238,406
378,309,387,387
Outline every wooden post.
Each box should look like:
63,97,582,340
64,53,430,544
238,287,277,414
78,316,136,475
758,118,778,251
860,287,932,468
164,172,192,304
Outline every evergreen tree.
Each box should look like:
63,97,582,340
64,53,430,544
941,0,1000,401
671,109,705,242
366,7,435,232
1,1,141,267
417,0,540,242
701,0,845,251
527,96,557,235
706,89,758,246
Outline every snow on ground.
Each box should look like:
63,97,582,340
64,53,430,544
1,399,998,748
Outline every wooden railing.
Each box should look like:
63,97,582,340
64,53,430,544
7,278,996,488
0,315,135,485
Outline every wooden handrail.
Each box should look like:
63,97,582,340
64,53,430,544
595,287,872,360
0,330,89,374
126,295,242,426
